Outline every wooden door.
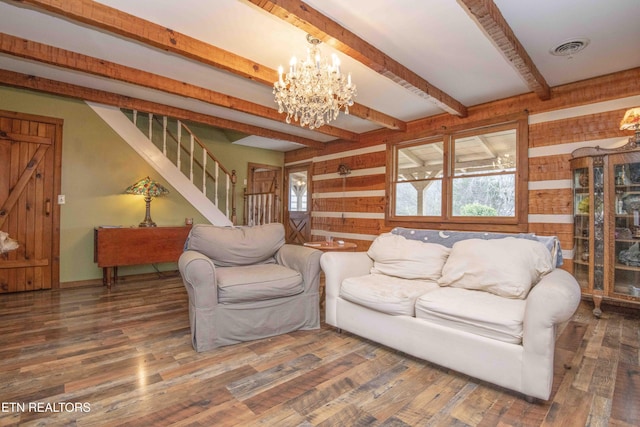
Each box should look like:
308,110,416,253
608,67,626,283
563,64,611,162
284,163,311,244
248,163,281,195
0,110,62,292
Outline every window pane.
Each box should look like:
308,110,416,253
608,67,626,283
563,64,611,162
451,174,515,217
397,141,444,181
454,129,516,176
395,180,442,216
289,171,307,212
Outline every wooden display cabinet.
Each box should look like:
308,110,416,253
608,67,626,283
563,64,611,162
571,143,640,316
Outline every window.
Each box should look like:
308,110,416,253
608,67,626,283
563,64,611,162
288,170,308,212
388,114,527,231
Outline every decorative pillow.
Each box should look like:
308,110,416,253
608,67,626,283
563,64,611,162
437,237,553,299
185,223,285,266
367,233,450,280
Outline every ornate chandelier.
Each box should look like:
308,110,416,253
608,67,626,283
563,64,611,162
274,34,356,129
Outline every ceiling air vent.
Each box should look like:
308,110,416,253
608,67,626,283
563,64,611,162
549,38,590,57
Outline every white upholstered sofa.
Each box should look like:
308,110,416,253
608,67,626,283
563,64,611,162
320,228,581,400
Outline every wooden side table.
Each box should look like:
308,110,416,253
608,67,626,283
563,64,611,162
304,240,358,308
303,241,357,251
94,226,191,288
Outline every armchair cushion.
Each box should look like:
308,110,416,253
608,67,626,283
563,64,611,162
216,264,303,304
185,223,285,266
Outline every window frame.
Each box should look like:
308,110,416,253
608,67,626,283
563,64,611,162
385,113,529,232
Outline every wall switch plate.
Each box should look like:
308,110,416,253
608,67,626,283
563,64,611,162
58,195,66,204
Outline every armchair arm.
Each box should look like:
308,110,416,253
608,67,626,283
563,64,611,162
275,244,322,293
178,250,219,307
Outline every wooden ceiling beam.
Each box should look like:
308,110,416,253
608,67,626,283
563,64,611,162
248,0,468,118
0,69,327,150
0,32,356,141
458,0,551,101
13,0,405,131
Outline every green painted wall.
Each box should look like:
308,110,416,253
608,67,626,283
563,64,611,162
0,86,284,284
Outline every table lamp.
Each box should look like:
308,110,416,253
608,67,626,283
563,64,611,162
620,107,640,147
125,176,169,227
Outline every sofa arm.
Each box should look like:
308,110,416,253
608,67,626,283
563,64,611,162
523,268,581,355
275,244,322,293
320,251,373,326
178,250,219,307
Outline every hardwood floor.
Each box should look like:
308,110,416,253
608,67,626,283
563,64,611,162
0,276,638,426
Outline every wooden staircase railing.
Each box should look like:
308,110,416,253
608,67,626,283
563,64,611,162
244,190,280,226
125,110,237,224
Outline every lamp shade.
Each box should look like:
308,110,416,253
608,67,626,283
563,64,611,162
620,108,640,131
125,176,169,198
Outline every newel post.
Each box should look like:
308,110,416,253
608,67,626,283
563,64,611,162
231,170,237,225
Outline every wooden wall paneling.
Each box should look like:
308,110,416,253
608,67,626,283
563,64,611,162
528,223,573,244
313,175,386,193
529,109,629,148
528,188,572,215
311,216,387,237
312,196,386,214
312,150,387,175
529,154,572,182
309,149,387,241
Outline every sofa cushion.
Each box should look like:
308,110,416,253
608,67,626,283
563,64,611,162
185,223,285,267
415,287,526,344
367,233,450,280
391,227,563,268
437,237,553,299
216,264,303,304
340,274,439,316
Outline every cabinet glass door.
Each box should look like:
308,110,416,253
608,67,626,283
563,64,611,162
592,163,605,295
573,166,590,292
612,160,640,299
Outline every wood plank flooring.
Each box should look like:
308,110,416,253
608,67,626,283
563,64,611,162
0,276,638,426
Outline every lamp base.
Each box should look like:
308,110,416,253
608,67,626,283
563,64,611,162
138,196,157,227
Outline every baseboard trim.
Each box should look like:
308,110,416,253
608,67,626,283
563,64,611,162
60,270,181,289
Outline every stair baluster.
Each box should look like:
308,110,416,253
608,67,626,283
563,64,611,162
124,109,236,224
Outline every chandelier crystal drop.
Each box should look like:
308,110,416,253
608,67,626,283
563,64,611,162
273,34,356,129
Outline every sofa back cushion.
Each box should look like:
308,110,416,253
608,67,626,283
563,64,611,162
367,233,450,280
437,237,553,299
185,223,285,266
391,227,562,267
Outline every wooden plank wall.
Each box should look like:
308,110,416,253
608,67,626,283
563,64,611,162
285,68,640,270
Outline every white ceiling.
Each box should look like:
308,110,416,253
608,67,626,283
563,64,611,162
0,0,638,151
